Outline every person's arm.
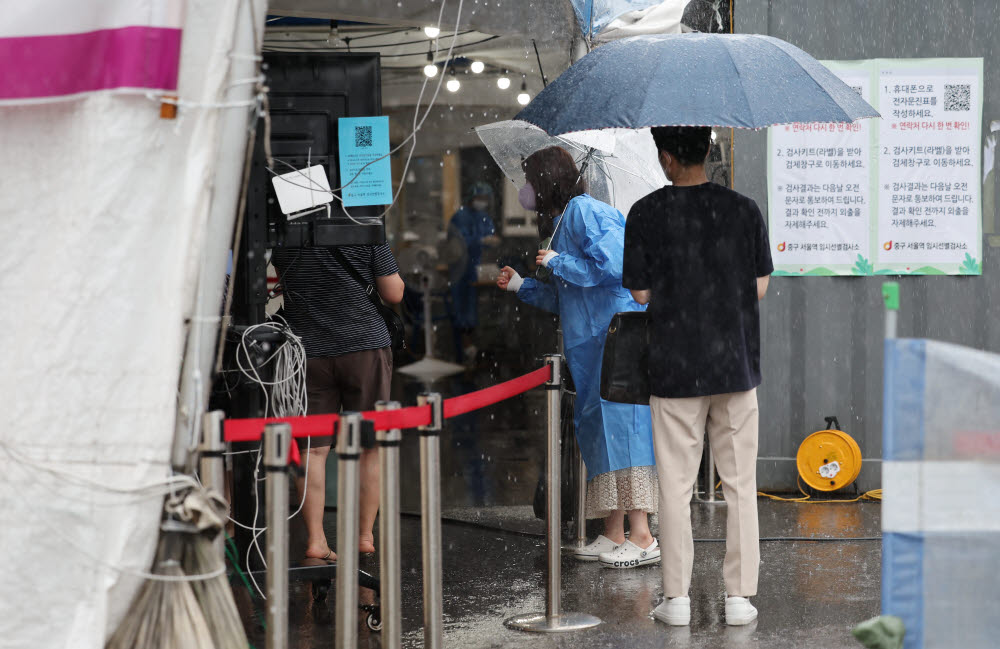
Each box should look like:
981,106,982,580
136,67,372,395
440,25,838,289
376,273,405,304
372,244,404,304
622,204,653,303
756,275,770,300
630,289,651,305
538,200,624,288
497,266,559,313
750,198,774,302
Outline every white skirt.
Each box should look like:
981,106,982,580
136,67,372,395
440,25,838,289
585,465,659,519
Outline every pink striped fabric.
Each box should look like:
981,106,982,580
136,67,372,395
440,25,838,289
0,26,182,101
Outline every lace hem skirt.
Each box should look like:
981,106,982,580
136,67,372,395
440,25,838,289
586,465,659,519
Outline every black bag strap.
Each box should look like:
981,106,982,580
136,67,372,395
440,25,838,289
329,247,381,307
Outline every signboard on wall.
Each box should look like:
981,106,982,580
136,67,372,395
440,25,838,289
768,58,983,276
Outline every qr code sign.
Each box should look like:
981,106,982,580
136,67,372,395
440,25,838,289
355,125,373,147
944,84,971,111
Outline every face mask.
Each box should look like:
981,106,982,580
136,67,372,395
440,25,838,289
518,183,537,211
471,198,489,211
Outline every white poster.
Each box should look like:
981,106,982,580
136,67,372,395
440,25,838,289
768,62,874,275
767,58,983,276
876,60,983,274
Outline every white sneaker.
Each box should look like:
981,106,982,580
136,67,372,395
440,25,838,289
725,596,758,625
651,596,690,625
572,535,619,561
598,538,661,568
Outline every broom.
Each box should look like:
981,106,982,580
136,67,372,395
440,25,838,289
106,487,249,649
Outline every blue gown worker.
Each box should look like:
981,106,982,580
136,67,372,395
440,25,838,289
446,182,496,362
496,146,659,569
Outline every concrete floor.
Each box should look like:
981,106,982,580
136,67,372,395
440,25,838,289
233,370,880,648
236,501,880,648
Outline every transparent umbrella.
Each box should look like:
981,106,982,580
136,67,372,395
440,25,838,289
474,119,666,219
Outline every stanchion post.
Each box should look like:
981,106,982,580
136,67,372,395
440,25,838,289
505,355,601,633
263,423,291,649
200,410,227,557
417,393,444,649
336,413,363,649
376,401,403,649
576,448,587,548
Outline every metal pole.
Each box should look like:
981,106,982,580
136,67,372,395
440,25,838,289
264,423,291,649
376,401,403,649
545,357,562,620
422,274,434,359
417,393,444,649
505,355,601,633
336,413,363,649
575,449,587,548
200,410,227,557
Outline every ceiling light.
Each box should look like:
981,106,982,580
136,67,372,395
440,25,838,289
497,70,511,90
423,50,437,78
517,79,530,105
470,60,485,74
423,26,440,38
447,68,460,92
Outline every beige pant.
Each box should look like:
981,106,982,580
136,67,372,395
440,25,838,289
650,389,760,598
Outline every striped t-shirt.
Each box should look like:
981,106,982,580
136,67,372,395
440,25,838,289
271,244,400,358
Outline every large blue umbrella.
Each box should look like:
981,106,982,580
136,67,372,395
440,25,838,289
515,33,879,134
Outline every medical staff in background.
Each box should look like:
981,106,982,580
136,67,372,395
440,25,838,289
446,182,497,363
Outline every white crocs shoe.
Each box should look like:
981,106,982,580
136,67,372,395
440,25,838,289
725,596,758,625
572,535,619,561
598,538,660,568
651,596,690,626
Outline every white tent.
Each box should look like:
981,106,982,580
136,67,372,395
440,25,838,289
0,2,267,647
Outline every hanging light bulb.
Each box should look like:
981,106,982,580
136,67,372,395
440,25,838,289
470,60,485,74
446,67,460,92
497,70,511,90
423,49,438,78
423,26,440,38
517,78,530,105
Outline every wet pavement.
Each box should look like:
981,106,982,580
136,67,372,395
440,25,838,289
233,369,880,648
236,501,880,648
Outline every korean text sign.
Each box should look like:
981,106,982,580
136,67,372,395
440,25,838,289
338,116,392,208
768,59,983,276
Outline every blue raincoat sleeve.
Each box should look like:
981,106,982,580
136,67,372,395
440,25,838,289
515,276,559,314
546,198,626,288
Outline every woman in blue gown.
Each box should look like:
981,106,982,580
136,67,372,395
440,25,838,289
496,147,659,568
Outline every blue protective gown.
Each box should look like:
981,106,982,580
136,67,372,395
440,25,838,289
516,194,655,478
448,206,495,329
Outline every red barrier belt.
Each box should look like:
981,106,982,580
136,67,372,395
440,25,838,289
222,364,552,442
444,365,551,419
224,414,340,442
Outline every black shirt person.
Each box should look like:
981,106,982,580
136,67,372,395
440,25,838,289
622,126,773,628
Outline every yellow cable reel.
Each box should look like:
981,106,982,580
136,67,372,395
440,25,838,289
796,416,862,492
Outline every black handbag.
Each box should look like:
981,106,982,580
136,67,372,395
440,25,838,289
329,247,406,350
599,311,651,405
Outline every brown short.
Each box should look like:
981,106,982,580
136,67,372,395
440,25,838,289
301,347,392,448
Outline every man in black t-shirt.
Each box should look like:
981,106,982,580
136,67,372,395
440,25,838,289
622,126,773,627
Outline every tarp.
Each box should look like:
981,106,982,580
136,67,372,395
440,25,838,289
882,338,1000,649
0,1,265,647
0,0,184,103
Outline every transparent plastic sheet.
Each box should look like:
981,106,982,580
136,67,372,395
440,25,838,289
0,1,263,647
882,339,1000,649
474,120,666,218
